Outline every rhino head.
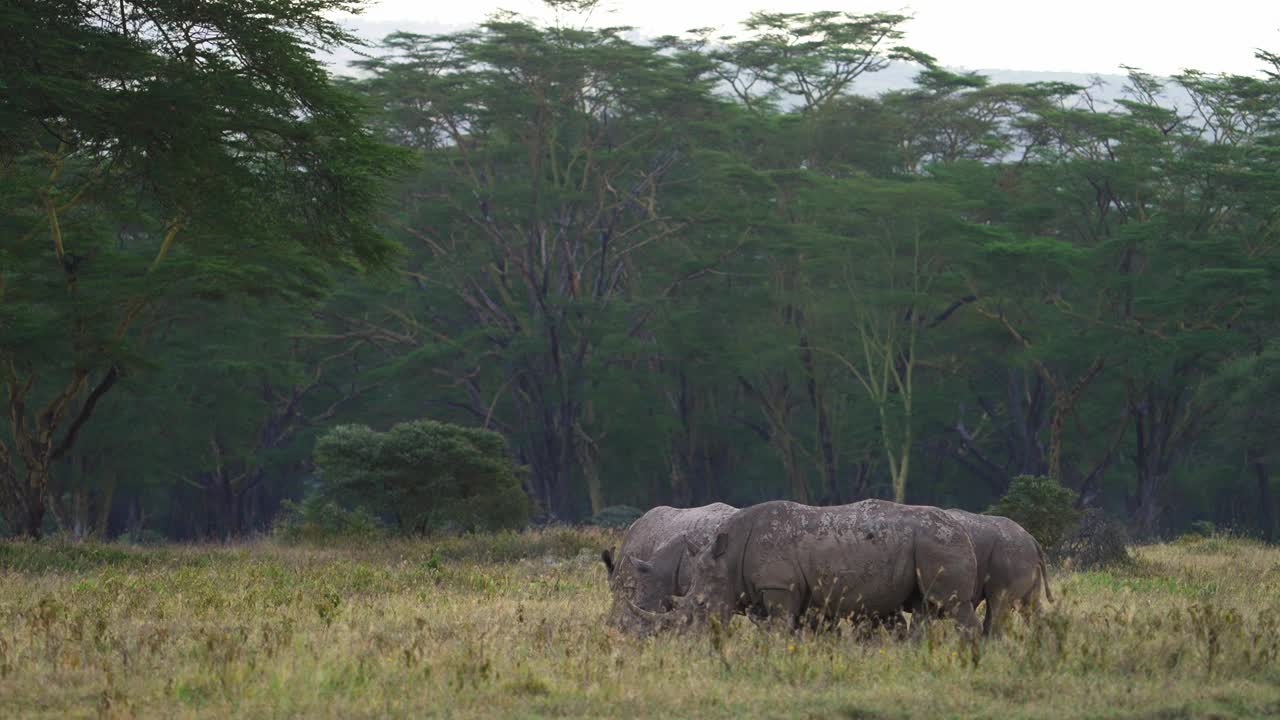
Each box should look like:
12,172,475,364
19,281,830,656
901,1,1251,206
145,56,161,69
626,533,701,613
629,531,736,632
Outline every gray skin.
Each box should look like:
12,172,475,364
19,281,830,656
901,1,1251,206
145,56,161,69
600,503,736,630
632,500,982,637
628,532,701,613
944,509,1053,636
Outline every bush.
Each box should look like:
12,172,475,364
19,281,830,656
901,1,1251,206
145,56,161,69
1188,520,1218,538
313,419,529,534
1055,508,1131,568
987,474,1080,549
272,495,385,543
425,527,615,563
119,527,168,546
587,505,645,529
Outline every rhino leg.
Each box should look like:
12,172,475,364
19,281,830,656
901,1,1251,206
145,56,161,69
758,587,806,632
801,605,845,635
912,543,981,637
985,590,1014,638
1014,582,1043,624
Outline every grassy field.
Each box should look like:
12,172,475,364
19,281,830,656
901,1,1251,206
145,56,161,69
1,530,1278,719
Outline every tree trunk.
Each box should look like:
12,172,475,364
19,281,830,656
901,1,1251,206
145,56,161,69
890,443,910,504
576,426,605,516
1132,488,1161,538
739,374,809,504
72,488,90,540
18,464,49,538
1250,452,1275,543
847,456,874,502
1047,358,1105,481
665,380,694,507
1007,369,1048,478
799,333,838,505
1125,378,1208,540
23,503,46,539
781,435,810,504
704,438,729,504
3,367,120,539
94,474,117,538
515,376,580,521
1129,405,1157,538
668,450,691,507
1128,397,1168,539
220,473,235,541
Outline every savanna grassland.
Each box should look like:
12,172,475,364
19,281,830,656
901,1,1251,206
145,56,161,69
1,531,1278,719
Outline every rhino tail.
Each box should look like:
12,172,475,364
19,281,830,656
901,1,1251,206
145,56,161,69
1035,539,1053,602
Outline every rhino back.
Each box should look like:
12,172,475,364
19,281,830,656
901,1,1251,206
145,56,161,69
730,501,925,616
619,503,735,559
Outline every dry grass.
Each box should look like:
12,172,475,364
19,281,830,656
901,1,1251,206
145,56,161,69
1,530,1278,719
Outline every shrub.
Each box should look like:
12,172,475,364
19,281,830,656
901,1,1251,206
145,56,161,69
272,495,385,543
313,419,529,534
1189,520,1218,538
587,505,645,529
1055,508,1131,568
119,527,168,546
425,527,614,563
987,474,1080,549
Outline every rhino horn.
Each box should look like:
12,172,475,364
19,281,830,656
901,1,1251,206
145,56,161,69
628,599,685,632
627,599,664,622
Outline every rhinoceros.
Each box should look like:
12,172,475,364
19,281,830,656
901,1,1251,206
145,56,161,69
944,509,1052,636
632,500,981,636
600,503,736,630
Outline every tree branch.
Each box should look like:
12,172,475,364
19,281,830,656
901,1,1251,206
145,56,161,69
50,366,120,461
927,294,978,328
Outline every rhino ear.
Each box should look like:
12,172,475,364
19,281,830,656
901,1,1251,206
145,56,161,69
632,557,654,575
711,532,728,559
601,547,615,575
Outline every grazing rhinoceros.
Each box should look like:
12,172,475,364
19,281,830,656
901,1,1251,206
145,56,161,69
632,499,981,636
944,509,1052,636
600,503,736,630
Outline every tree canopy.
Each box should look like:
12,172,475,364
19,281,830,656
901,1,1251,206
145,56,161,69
3,1,1279,542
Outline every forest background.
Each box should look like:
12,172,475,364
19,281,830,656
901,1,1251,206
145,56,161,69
5,0,1280,543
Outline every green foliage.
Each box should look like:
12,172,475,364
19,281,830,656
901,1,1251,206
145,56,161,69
1190,520,1219,538
0,0,406,537
988,475,1081,549
5,1,1280,540
586,505,645,529
272,496,386,543
314,420,529,533
1056,509,1131,569
421,527,610,564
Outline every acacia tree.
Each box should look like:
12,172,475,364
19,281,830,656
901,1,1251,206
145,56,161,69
796,177,980,504
0,0,401,536
1205,341,1280,541
943,62,1280,534
677,10,923,117
353,7,765,518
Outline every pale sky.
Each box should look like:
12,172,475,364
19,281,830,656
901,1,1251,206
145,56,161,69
347,0,1280,76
